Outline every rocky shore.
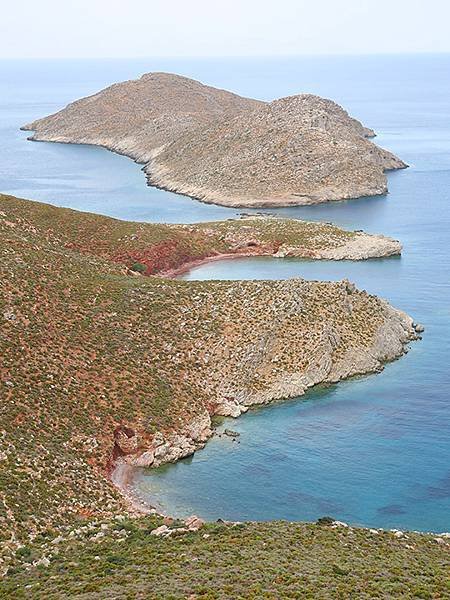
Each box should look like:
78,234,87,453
110,286,420,513
22,72,406,208
156,226,402,279
273,230,402,261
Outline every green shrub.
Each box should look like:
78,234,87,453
316,516,335,526
130,262,147,273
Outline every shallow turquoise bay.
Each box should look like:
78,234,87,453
1,55,449,531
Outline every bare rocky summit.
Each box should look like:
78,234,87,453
22,73,406,207
22,72,262,163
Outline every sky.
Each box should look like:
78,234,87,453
1,0,449,59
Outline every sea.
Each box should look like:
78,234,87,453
1,54,449,531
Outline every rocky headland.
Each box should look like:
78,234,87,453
22,73,261,163
22,72,406,208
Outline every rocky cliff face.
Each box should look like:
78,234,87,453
22,73,406,207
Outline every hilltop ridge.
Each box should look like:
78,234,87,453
22,72,262,163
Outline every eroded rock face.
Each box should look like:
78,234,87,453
117,279,418,477
120,412,213,469
114,426,139,455
22,74,406,208
127,450,155,468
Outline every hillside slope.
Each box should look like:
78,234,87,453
2,518,448,599
0,195,417,542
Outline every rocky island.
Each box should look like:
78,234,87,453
22,72,406,207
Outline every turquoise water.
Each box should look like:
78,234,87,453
1,56,449,531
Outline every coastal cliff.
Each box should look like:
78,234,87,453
22,73,406,208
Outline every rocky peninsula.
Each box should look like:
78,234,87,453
2,194,444,600
22,72,406,208
1,194,418,549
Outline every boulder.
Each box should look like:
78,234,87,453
184,515,205,531
223,429,240,438
114,426,139,454
127,450,155,467
150,525,170,537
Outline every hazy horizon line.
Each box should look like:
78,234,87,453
2,50,450,61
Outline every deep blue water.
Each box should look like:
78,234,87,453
1,56,449,531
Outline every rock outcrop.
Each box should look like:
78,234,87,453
22,73,406,208
273,229,402,260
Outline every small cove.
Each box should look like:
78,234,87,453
1,55,449,531
136,249,448,531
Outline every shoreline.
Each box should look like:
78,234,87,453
145,159,408,210
110,461,157,516
157,243,402,280
22,131,407,210
110,314,422,525
155,250,267,279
